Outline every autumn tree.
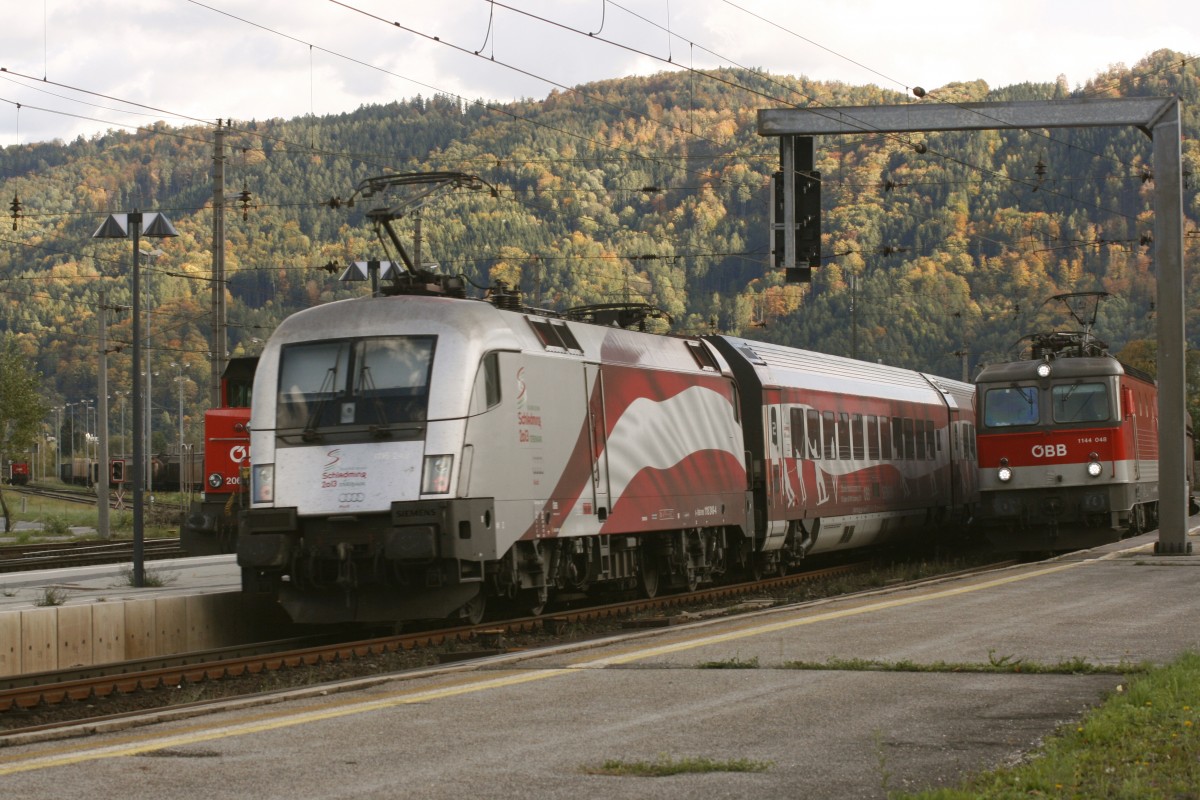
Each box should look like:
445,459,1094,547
0,335,46,531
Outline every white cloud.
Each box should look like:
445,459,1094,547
0,0,1191,146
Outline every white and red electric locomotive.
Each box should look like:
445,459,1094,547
975,292,1192,550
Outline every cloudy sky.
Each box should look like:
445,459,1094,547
0,0,1192,146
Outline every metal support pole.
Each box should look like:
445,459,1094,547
211,120,228,407
130,212,145,587
97,291,110,539
780,135,796,272
1151,99,1191,554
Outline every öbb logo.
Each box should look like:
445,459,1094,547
1031,444,1068,458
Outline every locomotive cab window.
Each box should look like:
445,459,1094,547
1052,382,1110,423
983,386,1039,428
469,352,502,414
277,336,436,435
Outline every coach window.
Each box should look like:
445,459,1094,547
1052,382,1110,423
867,415,881,460
469,352,502,414
837,413,852,459
880,416,893,460
822,411,837,461
914,419,927,460
891,417,904,460
851,414,865,459
806,409,823,459
902,418,916,460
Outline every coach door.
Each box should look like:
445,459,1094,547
585,364,611,519
762,391,789,551
944,401,970,505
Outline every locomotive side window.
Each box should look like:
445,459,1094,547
983,386,1039,427
469,352,502,413
1052,382,1109,423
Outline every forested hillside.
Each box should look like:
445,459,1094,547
1,50,1197,449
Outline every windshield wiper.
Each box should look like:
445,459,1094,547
302,366,340,441
356,365,393,438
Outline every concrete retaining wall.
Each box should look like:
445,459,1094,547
0,592,291,678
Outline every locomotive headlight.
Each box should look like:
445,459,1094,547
1036,362,1052,378
1087,452,1103,478
251,463,275,504
997,457,1012,483
421,455,454,494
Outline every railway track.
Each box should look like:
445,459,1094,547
3,483,189,514
0,538,187,572
0,556,1015,734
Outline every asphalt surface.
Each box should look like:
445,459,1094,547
2,529,1199,799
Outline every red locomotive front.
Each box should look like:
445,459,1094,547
976,315,1161,550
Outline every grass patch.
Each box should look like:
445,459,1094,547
118,566,176,587
898,651,1200,799
585,754,772,777
34,586,69,606
697,655,760,669
779,655,1144,676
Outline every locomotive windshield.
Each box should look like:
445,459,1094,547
1051,382,1110,423
983,386,1039,428
276,335,436,436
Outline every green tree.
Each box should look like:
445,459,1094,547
0,336,46,532
1115,338,1200,454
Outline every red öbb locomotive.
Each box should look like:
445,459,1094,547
974,292,1192,550
181,357,257,555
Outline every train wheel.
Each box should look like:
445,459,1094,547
638,550,660,599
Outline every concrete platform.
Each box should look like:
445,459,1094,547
0,555,275,677
2,527,1199,798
